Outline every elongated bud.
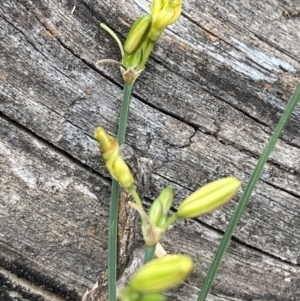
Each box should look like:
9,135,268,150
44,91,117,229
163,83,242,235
112,156,134,189
149,0,182,42
177,177,241,218
159,186,173,214
148,186,173,226
149,199,164,226
94,127,134,189
124,14,152,54
149,5,175,41
167,5,181,25
94,127,116,155
130,255,193,293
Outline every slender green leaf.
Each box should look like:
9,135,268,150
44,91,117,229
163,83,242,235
198,84,300,301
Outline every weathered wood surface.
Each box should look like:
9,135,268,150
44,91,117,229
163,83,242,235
1,0,300,300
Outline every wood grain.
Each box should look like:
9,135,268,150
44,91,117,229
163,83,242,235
1,0,300,300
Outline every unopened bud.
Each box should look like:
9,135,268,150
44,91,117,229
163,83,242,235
159,186,173,214
112,156,134,189
124,14,152,54
130,255,193,293
150,0,165,14
166,5,181,25
177,177,241,218
149,199,164,226
149,5,175,41
149,1,182,42
140,293,165,301
94,127,134,189
94,127,116,156
149,186,173,226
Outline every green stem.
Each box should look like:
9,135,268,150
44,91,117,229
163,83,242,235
144,244,156,264
108,179,120,301
100,23,124,57
128,186,143,208
108,82,134,301
117,83,134,144
163,214,178,230
198,84,300,301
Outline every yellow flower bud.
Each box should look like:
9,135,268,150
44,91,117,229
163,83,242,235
130,255,193,293
149,198,164,226
177,177,241,218
150,0,165,14
94,127,116,155
112,156,134,189
149,5,175,42
94,127,134,189
149,0,182,42
166,5,181,25
140,293,165,301
124,14,152,55
159,186,173,215
149,186,173,227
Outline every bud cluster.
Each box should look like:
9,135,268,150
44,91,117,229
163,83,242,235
95,128,242,299
97,0,182,83
121,0,182,81
95,127,241,246
143,177,241,246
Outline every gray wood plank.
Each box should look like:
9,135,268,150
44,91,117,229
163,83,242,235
1,0,299,300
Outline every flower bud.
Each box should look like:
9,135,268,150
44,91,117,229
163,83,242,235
148,186,173,227
94,127,134,189
149,1,182,42
130,255,193,293
112,156,134,189
177,177,241,218
124,14,152,55
149,199,163,226
140,293,165,301
122,49,142,69
159,186,173,215
150,0,165,14
94,127,116,156
149,5,174,41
